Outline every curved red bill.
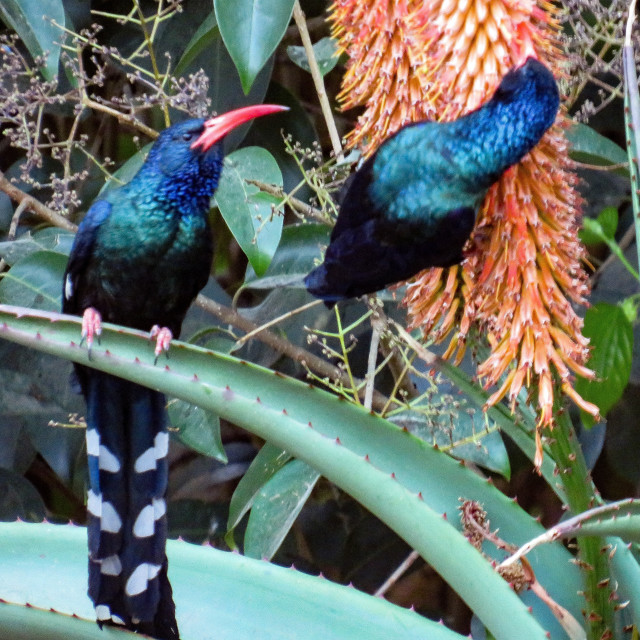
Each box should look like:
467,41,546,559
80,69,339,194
192,104,289,151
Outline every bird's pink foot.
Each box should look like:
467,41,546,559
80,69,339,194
81,307,102,356
150,325,172,363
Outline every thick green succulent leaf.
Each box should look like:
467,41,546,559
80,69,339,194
575,302,633,428
0,0,64,81
390,406,510,479
214,0,295,93
0,305,584,640
0,521,466,640
286,37,339,76
216,147,284,275
0,250,66,310
244,458,320,559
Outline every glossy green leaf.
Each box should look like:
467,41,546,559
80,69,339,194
167,398,226,462
214,0,295,93
243,223,329,289
579,207,618,245
581,215,639,280
174,12,218,78
0,521,466,640
0,468,45,522
566,122,628,176
0,251,67,310
575,302,633,428
227,442,291,531
0,228,74,265
216,147,284,275
286,37,339,76
0,0,64,81
99,144,152,197
244,459,319,559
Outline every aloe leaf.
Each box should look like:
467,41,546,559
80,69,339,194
0,305,582,639
0,520,467,640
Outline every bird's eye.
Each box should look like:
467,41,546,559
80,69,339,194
182,132,194,141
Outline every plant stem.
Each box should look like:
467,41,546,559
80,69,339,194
547,409,613,639
292,1,343,161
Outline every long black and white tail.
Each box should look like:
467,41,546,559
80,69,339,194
85,371,179,640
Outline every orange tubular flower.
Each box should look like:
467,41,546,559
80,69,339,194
330,0,599,463
329,0,435,155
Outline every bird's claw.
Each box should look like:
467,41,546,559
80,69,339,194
150,325,172,364
81,307,102,358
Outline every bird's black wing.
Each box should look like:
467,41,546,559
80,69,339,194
62,199,112,315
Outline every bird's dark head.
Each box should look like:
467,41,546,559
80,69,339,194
492,57,559,129
146,105,287,215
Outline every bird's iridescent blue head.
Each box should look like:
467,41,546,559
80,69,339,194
147,104,287,214
491,57,559,132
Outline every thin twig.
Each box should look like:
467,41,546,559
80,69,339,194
83,97,159,140
374,550,420,597
231,299,323,350
195,294,392,411
0,171,77,232
246,179,328,222
364,315,382,410
292,1,344,161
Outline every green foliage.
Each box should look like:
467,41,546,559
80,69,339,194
575,303,634,428
0,521,466,640
0,3,639,640
287,37,340,76
0,0,64,81
214,0,295,93
216,147,284,275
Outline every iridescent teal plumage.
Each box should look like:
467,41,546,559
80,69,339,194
63,118,221,640
61,105,288,639
305,58,560,303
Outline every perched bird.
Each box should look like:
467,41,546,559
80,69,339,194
62,104,286,640
305,57,559,304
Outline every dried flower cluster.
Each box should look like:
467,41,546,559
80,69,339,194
0,8,209,216
330,0,599,463
561,0,638,121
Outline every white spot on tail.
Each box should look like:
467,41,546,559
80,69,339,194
125,563,161,596
95,604,111,621
86,429,100,456
100,501,122,533
153,497,166,520
134,448,155,473
87,489,102,517
99,445,121,473
100,554,123,576
134,432,169,473
155,432,169,459
133,505,154,538
64,274,73,300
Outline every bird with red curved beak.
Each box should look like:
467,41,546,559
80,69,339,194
62,103,287,640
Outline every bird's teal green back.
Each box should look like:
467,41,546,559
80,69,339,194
369,57,559,227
